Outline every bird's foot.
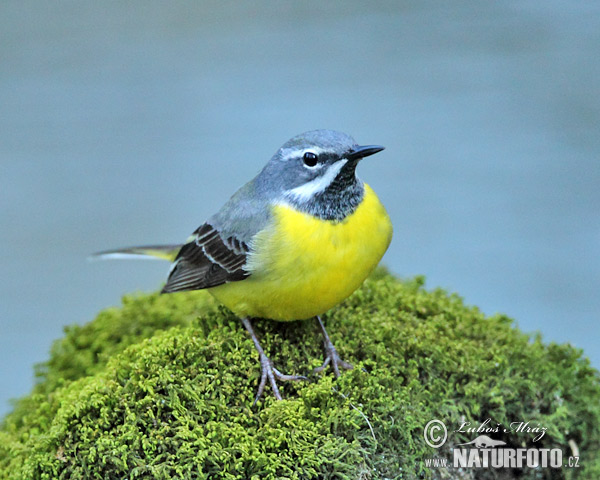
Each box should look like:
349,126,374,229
314,342,354,377
313,316,353,377
255,350,306,404
241,317,306,404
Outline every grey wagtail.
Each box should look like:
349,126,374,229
95,130,392,403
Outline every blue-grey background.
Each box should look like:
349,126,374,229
1,1,599,416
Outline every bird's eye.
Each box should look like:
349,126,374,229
303,151,318,167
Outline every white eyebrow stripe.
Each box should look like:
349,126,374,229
284,159,347,201
280,146,328,162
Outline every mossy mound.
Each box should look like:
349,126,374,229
1,272,599,479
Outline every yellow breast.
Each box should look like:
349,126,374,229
208,183,393,320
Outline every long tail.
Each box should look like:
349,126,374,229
90,244,182,262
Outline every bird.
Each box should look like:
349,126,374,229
95,130,393,403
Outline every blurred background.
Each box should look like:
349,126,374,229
1,1,599,416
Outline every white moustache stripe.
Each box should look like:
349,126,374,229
285,159,347,201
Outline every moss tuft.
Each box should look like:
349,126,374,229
1,272,599,479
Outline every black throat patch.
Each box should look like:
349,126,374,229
291,160,365,221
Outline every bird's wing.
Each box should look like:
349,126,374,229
161,223,250,293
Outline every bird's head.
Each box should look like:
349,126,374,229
257,130,384,220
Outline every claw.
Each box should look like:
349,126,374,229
314,316,353,377
241,317,306,404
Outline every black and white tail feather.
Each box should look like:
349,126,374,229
92,245,182,262
92,223,251,294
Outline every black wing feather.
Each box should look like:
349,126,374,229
161,223,250,293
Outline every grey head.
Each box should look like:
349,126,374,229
255,129,384,221
208,130,384,243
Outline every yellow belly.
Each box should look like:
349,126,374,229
208,184,393,320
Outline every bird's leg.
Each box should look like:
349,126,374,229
314,315,353,377
241,317,306,404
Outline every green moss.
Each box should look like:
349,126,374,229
1,272,599,479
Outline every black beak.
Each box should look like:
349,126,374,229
346,145,385,161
